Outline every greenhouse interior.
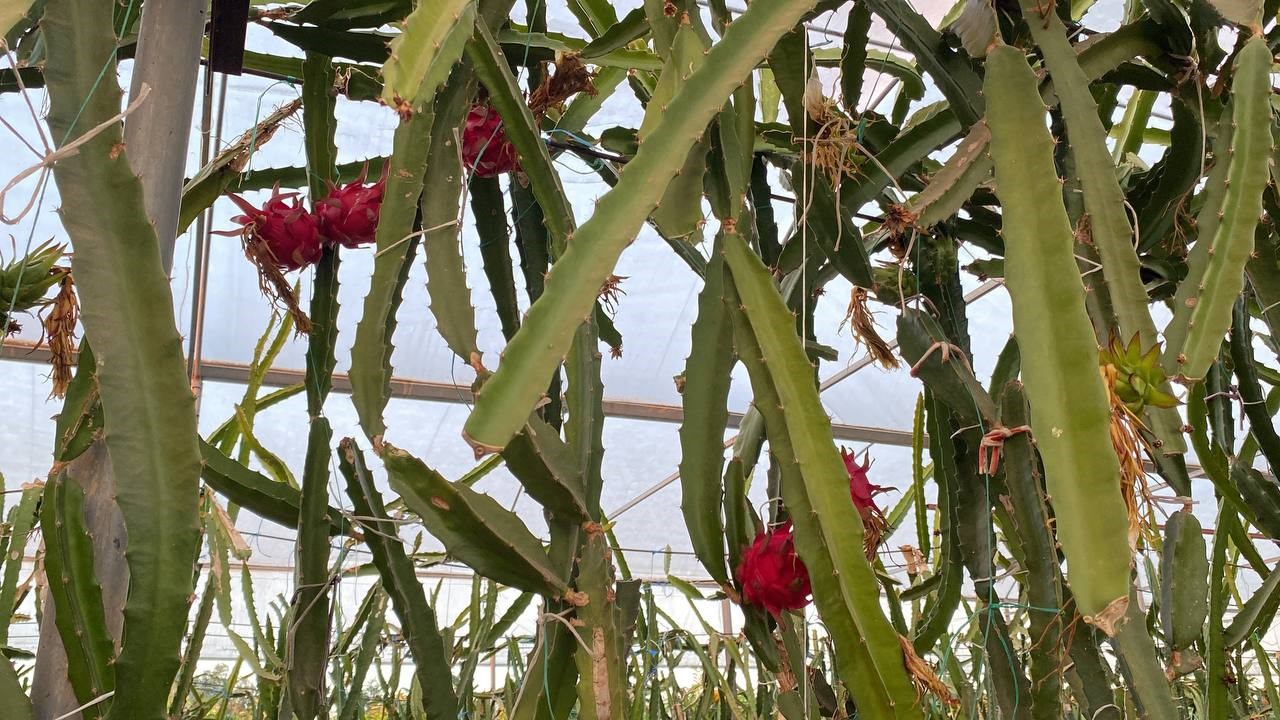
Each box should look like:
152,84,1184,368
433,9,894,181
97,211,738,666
1,0,1279,717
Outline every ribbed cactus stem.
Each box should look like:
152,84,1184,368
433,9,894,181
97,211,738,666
984,42,1131,632
1164,35,1273,381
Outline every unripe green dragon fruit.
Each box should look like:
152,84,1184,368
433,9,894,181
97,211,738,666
1100,332,1179,413
0,241,70,335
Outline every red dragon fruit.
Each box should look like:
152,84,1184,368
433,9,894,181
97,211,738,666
842,447,892,558
315,163,386,249
842,448,891,512
219,187,324,271
735,521,812,617
462,103,519,177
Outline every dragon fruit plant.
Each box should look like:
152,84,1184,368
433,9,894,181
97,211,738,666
33,0,1280,718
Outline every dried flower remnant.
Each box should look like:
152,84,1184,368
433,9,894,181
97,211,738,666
841,286,899,369
42,273,78,398
527,53,598,118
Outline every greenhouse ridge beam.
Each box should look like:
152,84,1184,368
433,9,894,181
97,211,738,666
0,341,912,446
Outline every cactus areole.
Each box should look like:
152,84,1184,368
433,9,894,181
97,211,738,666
462,103,519,177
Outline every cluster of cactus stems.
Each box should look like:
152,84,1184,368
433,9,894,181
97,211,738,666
8,0,1280,717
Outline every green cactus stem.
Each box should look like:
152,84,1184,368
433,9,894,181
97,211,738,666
984,42,1131,632
678,242,735,586
640,22,708,242
1109,583,1179,720
422,68,484,370
572,525,630,720
1161,507,1208,665
43,1,204,715
380,0,475,112
999,381,1065,720
897,308,998,428
1020,0,1186,454
198,439,347,535
348,127,430,439
384,444,571,599
41,473,113,719
471,175,522,340
724,232,921,718
467,21,576,250
501,416,590,523
912,393,964,657
1164,35,1273,381
339,439,459,719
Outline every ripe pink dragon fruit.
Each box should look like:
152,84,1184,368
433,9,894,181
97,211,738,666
220,187,324,271
842,447,892,559
462,103,519,177
735,521,812,617
315,163,386,249
841,448,890,513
